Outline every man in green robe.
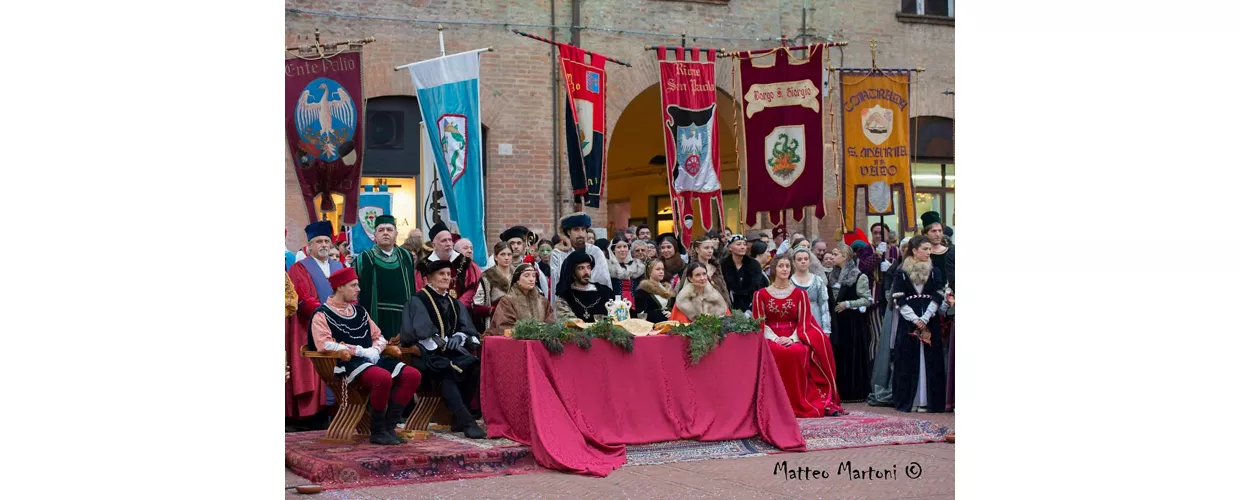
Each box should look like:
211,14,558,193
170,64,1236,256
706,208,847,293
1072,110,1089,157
354,215,417,339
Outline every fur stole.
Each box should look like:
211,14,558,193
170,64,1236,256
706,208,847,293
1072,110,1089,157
675,281,729,319
661,255,686,278
901,258,932,286
508,286,549,321
483,265,514,299
638,279,676,299
608,255,646,280
828,259,862,287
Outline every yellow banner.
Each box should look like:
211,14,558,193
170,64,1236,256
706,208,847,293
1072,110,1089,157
840,72,916,232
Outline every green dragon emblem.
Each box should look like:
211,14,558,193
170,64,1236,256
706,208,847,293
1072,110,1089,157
767,133,802,178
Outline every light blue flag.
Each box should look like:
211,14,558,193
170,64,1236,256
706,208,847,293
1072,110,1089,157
351,189,392,256
407,49,489,265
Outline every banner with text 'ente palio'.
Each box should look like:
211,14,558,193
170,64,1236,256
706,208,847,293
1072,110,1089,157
657,47,724,247
840,70,916,233
737,46,826,226
285,50,365,224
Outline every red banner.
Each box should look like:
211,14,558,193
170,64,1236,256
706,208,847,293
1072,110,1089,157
285,50,365,224
657,47,724,248
560,46,607,208
737,46,826,226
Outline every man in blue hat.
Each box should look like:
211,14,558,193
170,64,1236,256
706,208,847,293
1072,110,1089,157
286,220,343,419
549,212,610,295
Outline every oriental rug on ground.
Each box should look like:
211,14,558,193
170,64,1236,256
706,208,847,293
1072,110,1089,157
285,412,949,490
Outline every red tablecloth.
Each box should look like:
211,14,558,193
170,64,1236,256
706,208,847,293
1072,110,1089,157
480,334,807,476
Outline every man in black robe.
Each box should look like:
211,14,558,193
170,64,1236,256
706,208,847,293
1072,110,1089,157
553,249,614,321
398,260,486,439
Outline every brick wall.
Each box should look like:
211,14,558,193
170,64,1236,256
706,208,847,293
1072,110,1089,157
284,0,953,250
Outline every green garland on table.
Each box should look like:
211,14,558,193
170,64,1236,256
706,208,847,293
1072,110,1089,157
668,311,762,364
510,312,757,363
510,317,635,354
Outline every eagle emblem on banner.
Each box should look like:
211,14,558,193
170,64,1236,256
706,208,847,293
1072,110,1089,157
358,206,384,240
677,124,707,176
295,78,357,162
861,104,894,145
438,114,468,186
765,125,806,188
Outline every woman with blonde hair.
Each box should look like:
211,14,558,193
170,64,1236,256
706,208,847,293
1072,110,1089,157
633,259,676,323
826,242,874,402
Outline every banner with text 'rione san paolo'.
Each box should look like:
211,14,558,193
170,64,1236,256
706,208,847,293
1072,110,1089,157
840,70,916,233
657,47,724,248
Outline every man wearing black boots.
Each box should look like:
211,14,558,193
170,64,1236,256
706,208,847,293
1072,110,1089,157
399,260,487,439
308,268,423,446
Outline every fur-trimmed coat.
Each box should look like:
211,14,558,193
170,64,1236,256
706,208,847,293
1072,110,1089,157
674,281,730,321
633,279,675,323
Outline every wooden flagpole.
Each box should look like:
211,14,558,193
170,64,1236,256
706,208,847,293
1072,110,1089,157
511,29,633,67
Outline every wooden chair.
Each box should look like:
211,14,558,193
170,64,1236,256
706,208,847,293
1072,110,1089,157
299,346,371,443
392,338,454,432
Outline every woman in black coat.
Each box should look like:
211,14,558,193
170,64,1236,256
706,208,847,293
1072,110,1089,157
719,234,766,314
632,259,676,323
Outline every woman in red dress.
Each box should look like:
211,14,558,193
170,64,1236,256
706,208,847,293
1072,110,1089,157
753,254,845,417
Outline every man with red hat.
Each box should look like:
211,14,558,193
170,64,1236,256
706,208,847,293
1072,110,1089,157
310,268,423,445
286,221,343,419
333,232,352,267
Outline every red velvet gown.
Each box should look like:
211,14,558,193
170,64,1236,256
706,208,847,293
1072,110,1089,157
753,287,845,417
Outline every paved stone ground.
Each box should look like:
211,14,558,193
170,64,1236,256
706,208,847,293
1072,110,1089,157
285,403,954,499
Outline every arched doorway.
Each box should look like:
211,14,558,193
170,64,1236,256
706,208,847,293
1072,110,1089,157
606,85,742,239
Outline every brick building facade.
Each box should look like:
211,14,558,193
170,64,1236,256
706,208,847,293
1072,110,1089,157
284,0,954,251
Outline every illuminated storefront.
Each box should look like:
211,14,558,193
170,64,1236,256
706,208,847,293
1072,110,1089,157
863,116,954,240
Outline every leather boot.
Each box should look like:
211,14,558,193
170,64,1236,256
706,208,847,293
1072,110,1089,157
383,403,408,444
368,408,401,445
453,407,486,439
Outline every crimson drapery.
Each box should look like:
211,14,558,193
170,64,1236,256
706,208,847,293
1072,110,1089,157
480,334,806,477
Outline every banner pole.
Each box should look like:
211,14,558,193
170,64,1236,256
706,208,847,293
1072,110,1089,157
511,29,633,67
394,47,494,72
438,24,446,57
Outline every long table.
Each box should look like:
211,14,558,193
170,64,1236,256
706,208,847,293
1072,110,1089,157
480,333,807,476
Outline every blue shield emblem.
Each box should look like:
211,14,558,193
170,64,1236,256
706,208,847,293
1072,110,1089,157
294,77,357,162
586,71,600,93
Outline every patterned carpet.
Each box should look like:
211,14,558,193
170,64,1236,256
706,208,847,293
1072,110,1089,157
286,411,949,489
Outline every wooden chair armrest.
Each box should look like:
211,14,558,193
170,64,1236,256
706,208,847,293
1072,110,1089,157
300,346,348,360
